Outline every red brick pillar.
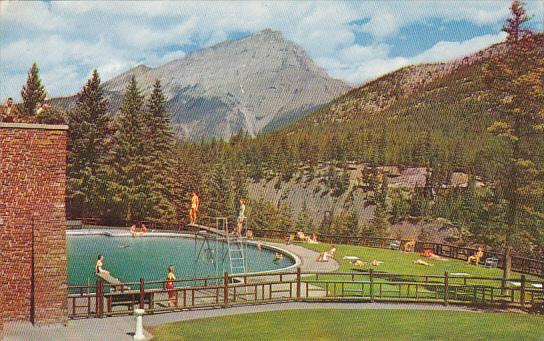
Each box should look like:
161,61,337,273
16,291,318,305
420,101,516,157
0,123,69,326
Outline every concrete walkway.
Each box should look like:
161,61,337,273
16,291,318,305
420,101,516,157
3,302,474,341
266,242,339,273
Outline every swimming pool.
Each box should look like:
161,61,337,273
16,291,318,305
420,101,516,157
67,234,295,286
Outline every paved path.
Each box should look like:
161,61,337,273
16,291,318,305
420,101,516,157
3,302,474,341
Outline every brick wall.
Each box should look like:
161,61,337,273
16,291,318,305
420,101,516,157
0,123,68,327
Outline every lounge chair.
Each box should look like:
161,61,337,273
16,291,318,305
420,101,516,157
484,256,499,268
389,240,401,250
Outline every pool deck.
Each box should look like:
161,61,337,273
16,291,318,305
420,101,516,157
265,241,339,273
4,236,341,341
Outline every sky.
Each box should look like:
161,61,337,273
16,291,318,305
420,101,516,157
1,0,543,101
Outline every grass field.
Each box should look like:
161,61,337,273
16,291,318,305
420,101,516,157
302,243,535,281
298,243,543,299
150,309,544,341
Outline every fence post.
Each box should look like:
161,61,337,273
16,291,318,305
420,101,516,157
444,272,449,306
96,279,104,318
139,278,145,309
369,269,374,303
520,275,526,308
296,267,301,300
224,272,229,306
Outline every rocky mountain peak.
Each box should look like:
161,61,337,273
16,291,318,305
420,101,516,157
95,29,350,139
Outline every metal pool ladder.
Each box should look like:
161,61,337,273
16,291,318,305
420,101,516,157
219,218,247,275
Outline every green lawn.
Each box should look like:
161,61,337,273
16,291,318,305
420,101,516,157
302,243,536,283
150,309,544,341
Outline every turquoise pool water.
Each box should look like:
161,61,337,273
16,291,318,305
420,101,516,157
67,235,294,286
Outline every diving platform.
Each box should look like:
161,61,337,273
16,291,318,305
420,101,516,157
189,218,248,276
187,223,228,237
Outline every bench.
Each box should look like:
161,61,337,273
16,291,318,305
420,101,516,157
105,291,155,312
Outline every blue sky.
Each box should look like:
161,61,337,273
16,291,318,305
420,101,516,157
1,1,542,100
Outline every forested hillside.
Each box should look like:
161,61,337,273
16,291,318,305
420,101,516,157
245,33,543,185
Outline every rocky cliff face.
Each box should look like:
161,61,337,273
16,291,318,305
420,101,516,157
87,29,349,139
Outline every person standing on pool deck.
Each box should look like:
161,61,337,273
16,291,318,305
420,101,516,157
166,265,177,307
189,192,200,224
236,198,246,236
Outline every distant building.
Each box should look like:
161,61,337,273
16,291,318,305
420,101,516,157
378,166,401,177
388,167,427,189
450,172,469,188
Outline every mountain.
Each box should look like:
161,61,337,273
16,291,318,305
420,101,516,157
237,33,543,236
257,33,544,175
53,29,350,140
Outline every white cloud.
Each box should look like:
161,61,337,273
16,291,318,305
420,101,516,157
1,0,542,100
316,31,508,85
412,32,507,63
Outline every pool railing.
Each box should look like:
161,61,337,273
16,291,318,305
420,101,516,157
67,268,544,319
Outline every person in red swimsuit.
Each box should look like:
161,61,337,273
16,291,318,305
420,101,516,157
166,265,177,307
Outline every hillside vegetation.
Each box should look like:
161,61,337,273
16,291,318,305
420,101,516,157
245,34,543,184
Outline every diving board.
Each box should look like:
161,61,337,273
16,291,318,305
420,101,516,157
187,223,228,237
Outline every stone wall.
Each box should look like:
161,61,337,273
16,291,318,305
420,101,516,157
0,123,69,327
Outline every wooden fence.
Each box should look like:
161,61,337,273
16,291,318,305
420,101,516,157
68,269,544,319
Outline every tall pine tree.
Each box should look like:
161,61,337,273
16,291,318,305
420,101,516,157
144,80,177,223
109,76,152,222
204,159,236,220
67,69,111,218
21,62,47,117
482,0,544,282
366,203,390,238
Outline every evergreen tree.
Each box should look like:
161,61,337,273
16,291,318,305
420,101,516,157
204,159,236,219
366,203,390,238
409,190,430,218
390,189,409,224
482,0,544,281
67,69,111,218
251,198,283,231
35,106,66,124
295,201,314,233
21,62,47,116
378,175,388,206
279,202,294,231
144,79,177,223
319,209,334,235
109,76,152,221
171,143,205,223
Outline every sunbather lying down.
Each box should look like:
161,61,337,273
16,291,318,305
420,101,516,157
370,260,383,267
354,260,367,267
414,259,433,267
316,247,337,262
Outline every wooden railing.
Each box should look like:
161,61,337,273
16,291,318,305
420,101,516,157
68,269,544,319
